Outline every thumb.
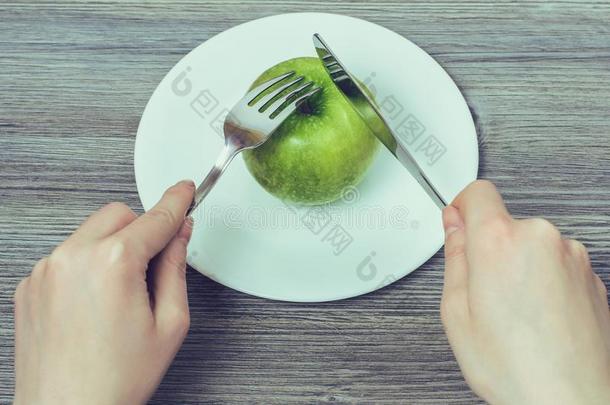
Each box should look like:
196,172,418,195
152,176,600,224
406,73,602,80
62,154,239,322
442,205,468,295
150,217,193,339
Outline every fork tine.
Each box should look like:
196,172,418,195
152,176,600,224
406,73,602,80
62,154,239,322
263,81,314,115
247,71,295,105
270,87,322,121
255,76,305,112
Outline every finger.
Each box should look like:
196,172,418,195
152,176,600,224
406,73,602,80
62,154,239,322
115,180,194,260
13,277,30,388
593,273,608,300
451,180,511,230
563,238,589,262
13,277,30,306
68,202,137,242
442,205,468,295
440,210,471,362
30,257,48,279
441,205,470,335
26,258,48,299
150,217,193,338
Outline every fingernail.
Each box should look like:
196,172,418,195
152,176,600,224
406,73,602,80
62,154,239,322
175,179,195,189
178,216,194,242
442,206,464,237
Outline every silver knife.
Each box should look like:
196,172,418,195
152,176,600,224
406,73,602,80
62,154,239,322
312,33,447,209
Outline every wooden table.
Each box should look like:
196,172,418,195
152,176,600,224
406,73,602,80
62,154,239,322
1,1,609,403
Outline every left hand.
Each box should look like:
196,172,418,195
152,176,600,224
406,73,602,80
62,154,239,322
14,180,195,405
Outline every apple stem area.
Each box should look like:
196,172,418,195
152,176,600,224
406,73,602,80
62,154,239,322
297,96,316,115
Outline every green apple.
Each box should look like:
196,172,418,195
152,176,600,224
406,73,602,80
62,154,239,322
242,57,380,205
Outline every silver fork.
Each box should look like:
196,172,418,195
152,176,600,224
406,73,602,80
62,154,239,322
186,71,321,215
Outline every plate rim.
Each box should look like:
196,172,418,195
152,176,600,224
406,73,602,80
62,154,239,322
134,11,479,302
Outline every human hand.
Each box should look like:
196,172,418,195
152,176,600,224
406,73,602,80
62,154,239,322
441,180,610,405
13,180,195,405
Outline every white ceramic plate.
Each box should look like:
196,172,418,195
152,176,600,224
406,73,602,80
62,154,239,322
135,12,478,302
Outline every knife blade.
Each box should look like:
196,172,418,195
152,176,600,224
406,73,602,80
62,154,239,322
312,33,447,209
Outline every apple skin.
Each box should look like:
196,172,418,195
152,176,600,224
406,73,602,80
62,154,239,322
243,57,379,205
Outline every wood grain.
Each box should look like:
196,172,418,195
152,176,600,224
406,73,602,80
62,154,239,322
1,1,609,403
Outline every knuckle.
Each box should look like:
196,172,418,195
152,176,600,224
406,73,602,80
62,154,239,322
48,245,71,268
163,251,187,274
596,275,608,296
149,206,179,228
529,218,561,240
483,215,512,235
440,295,454,321
177,311,191,333
30,257,48,279
47,246,87,278
104,236,132,263
104,202,136,221
13,278,29,302
440,291,467,324
565,240,590,266
104,201,129,212
444,243,465,262
167,309,191,338
599,280,608,296
35,257,48,268
478,215,513,247
598,280,608,298
569,239,588,256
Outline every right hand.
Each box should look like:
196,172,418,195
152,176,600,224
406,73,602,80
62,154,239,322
441,180,610,405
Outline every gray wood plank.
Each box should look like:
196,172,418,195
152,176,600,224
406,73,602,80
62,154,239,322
1,1,609,403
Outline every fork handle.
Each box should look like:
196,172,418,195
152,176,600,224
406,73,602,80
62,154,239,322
186,143,238,216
